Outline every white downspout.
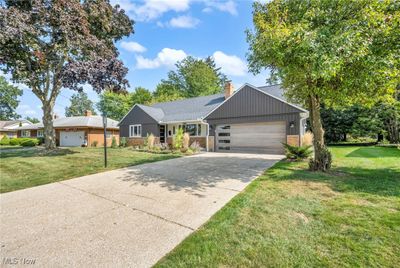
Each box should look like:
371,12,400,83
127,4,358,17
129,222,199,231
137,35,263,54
203,121,209,152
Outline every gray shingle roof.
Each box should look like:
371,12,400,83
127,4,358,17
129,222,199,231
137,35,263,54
17,116,119,130
0,120,32,131
133,84,304,123
136,104,164,121
257,84,307,111
150,94,225,122
257,84,285,100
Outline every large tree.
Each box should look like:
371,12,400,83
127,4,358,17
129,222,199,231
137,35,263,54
65,92,96,117
0,76,22,120
154,56,228,102
0,0,134,149
247,0,399,171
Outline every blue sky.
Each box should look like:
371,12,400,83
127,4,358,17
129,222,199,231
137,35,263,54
13,0,269,119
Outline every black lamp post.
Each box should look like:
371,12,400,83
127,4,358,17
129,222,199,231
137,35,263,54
102,113,107,168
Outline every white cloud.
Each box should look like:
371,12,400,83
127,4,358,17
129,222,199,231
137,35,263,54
17,104,38,117
136,48,187,69
168,15,200,28
156,21,165,27
111,0,237,22
213,51,247,76
120,41,147,53
24,110,37,115
111,0,190,21
204,0,237,15
202,7,213,13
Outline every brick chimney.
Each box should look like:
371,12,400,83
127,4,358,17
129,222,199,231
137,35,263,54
85,110,92,117
224,81,234,99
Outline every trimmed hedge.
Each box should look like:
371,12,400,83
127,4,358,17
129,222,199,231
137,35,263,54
328,142,378,146
9,138,39,147
0,135,10,145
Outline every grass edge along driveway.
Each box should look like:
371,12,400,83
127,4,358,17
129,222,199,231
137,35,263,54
0,147,180,193
156,146,400,267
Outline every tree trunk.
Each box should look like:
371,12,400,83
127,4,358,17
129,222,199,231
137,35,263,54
42,100,56,150
308,95,332,171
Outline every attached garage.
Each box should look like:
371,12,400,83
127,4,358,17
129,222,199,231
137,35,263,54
216,122,286,154
205,84,309,154
60,131,85,147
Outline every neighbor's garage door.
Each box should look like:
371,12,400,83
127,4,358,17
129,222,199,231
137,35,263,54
60,131,85,147
216,122,286,154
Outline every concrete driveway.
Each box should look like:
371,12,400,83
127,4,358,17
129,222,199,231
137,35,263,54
0,152,283,267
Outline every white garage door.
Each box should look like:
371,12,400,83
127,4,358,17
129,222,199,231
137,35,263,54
216,122,286,154
60,131,85,147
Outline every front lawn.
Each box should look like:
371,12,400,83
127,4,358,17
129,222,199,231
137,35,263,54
156,146,400,267
0,147,180,193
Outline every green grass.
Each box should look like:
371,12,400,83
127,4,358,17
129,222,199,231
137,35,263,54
0,145,23,150
156,146,400,268
0,147,180,193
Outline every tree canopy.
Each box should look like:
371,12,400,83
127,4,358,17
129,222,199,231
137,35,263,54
0,76,22,120
0,0,134,149
65,92,97,117
247,0,399,170
25,116,40,124
153,56,228,102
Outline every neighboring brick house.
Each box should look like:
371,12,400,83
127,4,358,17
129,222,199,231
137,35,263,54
17,111,119,147
119,83,309,154
0,119,32,138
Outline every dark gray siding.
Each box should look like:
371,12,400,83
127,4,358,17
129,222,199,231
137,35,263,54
119,106,159,137
205,85,303,135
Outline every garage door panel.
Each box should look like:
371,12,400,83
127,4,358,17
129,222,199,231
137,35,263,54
60,131,85,147
216,122,286,154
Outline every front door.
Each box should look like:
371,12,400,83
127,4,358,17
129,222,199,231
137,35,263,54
159,125,165,143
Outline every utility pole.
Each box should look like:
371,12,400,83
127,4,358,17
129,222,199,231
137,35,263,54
102,112,107,168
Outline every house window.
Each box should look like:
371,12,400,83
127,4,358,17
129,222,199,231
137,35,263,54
106,131,112,138
21,130,30,137
129,125,142,137
37,130,44,137
197,124,202,136
185,124,197,136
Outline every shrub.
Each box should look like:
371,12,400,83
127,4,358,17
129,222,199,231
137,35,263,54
283,143,312,161
152,143,162,152
159,143,169,150
302,131,313,146
20,138,39,147
173,128,184,150
183,133,190,149
120,137,127,147
111,136,118,148
37,137,44,145
9,138,19,145
91,140,98,147
309,147,332,171
190,141,201,152
144,133,155,150
0,135,10,145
